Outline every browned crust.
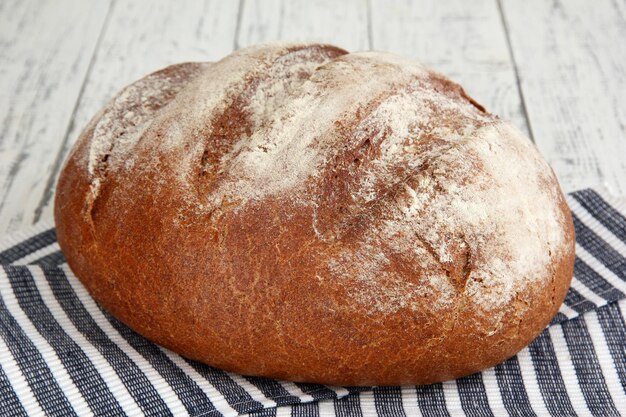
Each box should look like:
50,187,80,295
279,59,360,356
54,44,575,386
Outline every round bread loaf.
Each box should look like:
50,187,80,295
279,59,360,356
54,43,575,386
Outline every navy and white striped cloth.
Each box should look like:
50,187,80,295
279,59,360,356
0,188,624,416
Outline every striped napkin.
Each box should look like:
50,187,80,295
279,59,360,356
0,188,624,417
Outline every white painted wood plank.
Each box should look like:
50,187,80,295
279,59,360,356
369,0,529,136
237,0,370,51
36,0,240,222
0,0,111,234
501,0,626,196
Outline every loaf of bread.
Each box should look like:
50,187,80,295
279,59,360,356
54,43,575,386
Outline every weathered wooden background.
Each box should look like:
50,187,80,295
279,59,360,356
1,0,625,234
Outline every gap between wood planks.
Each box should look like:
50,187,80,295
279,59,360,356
495,0,534,143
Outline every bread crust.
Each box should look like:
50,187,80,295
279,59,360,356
55,43,575,385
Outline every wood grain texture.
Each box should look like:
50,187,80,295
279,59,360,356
369,0,530,137
237,0,370,51
501,0,626,195
0,0,111,233
35,0,240,224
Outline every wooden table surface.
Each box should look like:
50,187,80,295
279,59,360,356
1,0,625,234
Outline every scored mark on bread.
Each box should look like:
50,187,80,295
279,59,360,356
188,44,348,203
83,62,207,224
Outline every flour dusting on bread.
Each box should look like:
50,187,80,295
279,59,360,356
77,43,569,316
334,122,568,314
